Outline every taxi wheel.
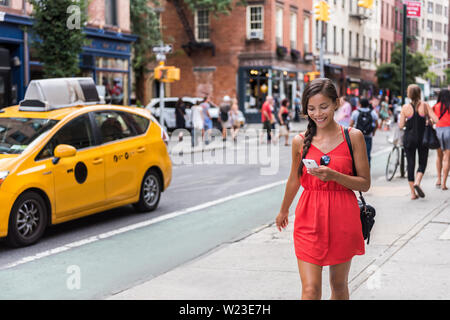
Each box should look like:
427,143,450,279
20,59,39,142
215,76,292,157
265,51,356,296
133,169,162,213
6,191,48,248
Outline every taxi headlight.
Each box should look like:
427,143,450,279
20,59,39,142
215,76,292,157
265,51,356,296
0,171,9,187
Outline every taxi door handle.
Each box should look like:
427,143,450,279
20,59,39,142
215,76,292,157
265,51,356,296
93,158,104,165
137,147,146,153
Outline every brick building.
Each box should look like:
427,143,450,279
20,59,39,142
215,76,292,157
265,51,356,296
0,0,136,108
158,0,314,123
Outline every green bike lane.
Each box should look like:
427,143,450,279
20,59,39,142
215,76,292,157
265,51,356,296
0,181,296,300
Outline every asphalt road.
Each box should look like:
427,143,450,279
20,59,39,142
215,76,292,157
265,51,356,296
0,122,394,299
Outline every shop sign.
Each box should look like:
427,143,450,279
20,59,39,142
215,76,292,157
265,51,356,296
404,1,421,18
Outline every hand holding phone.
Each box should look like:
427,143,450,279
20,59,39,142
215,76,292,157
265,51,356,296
302,159,319,170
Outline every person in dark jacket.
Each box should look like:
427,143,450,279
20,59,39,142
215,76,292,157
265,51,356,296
175,98,186,142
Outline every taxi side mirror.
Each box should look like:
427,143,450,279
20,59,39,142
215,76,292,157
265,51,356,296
52,144,77,164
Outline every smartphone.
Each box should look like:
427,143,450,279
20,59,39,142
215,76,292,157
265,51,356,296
302,159,319,169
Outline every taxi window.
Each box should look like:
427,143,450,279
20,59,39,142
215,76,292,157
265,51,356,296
121,112,150,135
0,117,58,155
94,111,135,143
36,114,94,160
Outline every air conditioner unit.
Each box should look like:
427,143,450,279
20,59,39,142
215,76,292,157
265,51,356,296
249,30,263,40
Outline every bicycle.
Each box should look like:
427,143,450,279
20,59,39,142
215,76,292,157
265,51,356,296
385,126,406,181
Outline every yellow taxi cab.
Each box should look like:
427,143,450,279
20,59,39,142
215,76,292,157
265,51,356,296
0,78,172,247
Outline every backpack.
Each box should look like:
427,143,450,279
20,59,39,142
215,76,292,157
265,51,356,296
356,110,374,136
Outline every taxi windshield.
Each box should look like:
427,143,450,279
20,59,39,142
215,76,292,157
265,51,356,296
0,117,59,154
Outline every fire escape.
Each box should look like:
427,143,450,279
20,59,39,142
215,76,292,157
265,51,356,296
169,0,215,56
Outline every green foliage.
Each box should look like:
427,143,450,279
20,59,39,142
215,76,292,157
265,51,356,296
183,0,247,15
28,0,88,78
130,0,161,76
445,69,450,85
376,43,431,94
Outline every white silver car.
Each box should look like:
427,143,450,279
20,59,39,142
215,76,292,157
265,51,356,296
146,97,246,131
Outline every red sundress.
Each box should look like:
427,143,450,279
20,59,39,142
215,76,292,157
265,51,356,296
294,126,365,266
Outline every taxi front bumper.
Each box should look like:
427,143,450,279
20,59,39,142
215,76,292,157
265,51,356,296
0,190,15,238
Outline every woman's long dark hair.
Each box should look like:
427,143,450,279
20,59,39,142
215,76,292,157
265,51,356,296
438,89,450,116
298,78,339,177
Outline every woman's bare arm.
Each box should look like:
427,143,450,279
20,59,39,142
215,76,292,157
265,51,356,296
279,135,303,214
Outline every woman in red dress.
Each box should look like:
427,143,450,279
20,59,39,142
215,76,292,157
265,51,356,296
276,78,371,300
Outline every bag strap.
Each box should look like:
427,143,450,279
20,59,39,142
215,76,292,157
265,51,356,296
343,127,365,204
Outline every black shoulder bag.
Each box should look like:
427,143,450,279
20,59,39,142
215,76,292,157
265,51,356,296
344,128,376,244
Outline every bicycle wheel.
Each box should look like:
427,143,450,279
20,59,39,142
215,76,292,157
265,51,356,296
386,146,399,181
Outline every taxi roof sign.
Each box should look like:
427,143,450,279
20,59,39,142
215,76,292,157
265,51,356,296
19,77,100,112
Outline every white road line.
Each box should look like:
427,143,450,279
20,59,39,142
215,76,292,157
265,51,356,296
1,179,287,271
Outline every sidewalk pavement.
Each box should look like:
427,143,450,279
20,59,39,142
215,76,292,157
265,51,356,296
109,134,450,300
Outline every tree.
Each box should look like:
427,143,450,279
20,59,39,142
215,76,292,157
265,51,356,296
130,0,162,106
444,68,450,86
376,43,430,95
28,0,88,78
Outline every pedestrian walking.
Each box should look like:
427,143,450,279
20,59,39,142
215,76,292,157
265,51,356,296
379,95,390,131
432,89,450,190
219,95,232,141
229,97,241,143
335,96,352,127
260,95,274,144
200,95,214,145
294,91,301,122
278,98,291,146
433,90,445,188
175,98,186,142
349,98,378,166
398,84,439,200
276,78,370,300
191,103,204,147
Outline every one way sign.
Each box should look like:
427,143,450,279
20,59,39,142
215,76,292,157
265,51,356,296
152,44,173,54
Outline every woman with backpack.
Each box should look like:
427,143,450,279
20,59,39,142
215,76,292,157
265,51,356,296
275,78,370,300
399,84,439,200
349,99,379,166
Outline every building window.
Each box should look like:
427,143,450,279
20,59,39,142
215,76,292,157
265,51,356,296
333,26,337,54
374,39,377,63
341,28,344,55
435,40,441,51
304,16,310,52
290,12,297,49
363,35,366,59
276,7,283,46
369,37,372,60
356,33,359,58
436,22,442,33
247,5,264,40
349,31,352,57
315,20,320,49
436,4,442,15
427,20,433,32
0,0,9,6
195,9,210,42
105,0,118,26
428,1,433,14
426,38,432,49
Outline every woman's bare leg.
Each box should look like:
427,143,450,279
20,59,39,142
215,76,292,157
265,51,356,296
329,259,352,300
436,148,443,186
442,150,450,190
297,259,323,300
